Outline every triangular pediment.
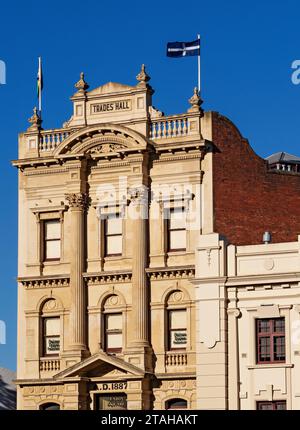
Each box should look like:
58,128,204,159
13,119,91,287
88,82,136,96
54,352,145,379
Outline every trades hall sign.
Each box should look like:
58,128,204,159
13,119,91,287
92,100,131,114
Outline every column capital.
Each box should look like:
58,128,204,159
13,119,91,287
128,186,148,205
66,193,89,210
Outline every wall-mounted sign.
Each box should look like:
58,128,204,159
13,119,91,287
91,100,131,114
96,394,127,410
46,337,60,354
171,330,187,348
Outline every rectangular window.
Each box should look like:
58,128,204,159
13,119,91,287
168,309,187,350
256,318,286,364
167,207,186,252
44,220,61,261
104,215,122,256
105,313,122,353
257,401,286,410
43,317,60,356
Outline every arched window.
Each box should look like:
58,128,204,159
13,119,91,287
102,295,123,354
40,299,61,357
40,402,60,410
166,291,188,351
165,398,187,410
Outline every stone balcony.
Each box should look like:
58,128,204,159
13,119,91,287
39,358,60,378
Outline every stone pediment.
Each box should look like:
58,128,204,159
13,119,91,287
88,82,136,96
54,352,145,379
53,124,149,156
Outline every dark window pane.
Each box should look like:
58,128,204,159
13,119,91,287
274,318,285,333
40,403,60,410
258,403,273,410
259,337,270,361
274,336,285,361
258,320,270,333
166,398,187,410
276,402,287,410
257,401,286,410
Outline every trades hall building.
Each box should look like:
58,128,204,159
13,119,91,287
13,66,300,410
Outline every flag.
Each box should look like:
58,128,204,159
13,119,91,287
37,57,43,107
167,39,200,58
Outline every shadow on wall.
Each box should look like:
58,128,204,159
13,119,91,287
0,376,16,410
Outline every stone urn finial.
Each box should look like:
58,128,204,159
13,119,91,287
188,87,203,113
75,72,89,94
136,64,150,87
27,107,42,131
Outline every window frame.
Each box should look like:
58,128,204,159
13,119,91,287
256,318,286,364
104,214,123,257
168,309,187,351
42,316,60,357
43,219,61,262
104,312,123,354
167,207,186,252
257,400,287,410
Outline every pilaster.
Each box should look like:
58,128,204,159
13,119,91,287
192,233,228,409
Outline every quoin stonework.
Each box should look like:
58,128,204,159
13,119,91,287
13,65,300,410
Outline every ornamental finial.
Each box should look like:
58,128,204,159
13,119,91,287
188,87,203,113
136,64,150,87
27,107,42,131
75,72,89,94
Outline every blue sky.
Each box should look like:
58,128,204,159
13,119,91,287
0,0,300,370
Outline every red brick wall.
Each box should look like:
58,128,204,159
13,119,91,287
212,112,300,245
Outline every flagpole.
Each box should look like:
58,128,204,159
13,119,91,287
197,34,201,95
38,57,42,115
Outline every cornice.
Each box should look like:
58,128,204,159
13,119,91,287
155,373,196,379
90,161,130,169
23,167,69,176
84,271,132,284
18,275,70,289
226,272,300,286
153,153,203,163
146,266,195,280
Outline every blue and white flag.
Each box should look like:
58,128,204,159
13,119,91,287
167,39,200,57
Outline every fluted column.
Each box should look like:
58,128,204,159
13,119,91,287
129,186,149,347
66,192,88,352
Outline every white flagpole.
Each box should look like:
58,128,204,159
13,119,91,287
38,57,42,114
197,34,201,95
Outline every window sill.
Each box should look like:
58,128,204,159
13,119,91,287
104,256,123,261
167,251,191,256
247,363,293,369
43,260,62,266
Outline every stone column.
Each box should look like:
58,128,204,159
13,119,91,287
128,186,149,348
66,192,88,355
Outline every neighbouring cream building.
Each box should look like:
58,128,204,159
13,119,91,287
13,65,300,410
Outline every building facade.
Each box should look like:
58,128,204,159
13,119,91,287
14,66,300,410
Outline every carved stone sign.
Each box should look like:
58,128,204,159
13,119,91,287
97,382,127,392
91,100,131,114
